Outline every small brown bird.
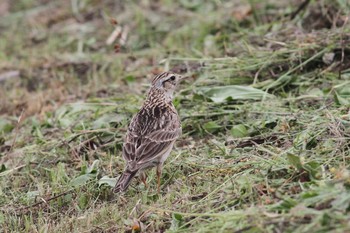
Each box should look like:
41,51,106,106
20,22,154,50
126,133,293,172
114,72,182,193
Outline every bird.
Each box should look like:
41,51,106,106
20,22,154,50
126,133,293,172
114,71,183,193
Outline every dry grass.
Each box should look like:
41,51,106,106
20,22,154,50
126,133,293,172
1,0,350,232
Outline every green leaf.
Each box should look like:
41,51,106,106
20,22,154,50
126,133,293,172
78,193,89,210
64,193,73,203
173,213,183,221
124,75,136,84
98,176,117,187
92,114,122,129
26,190,40,200
286,153,303,170
0,118,14,134
0,212,4,225
270,197,298,211
179,0,201,10
79,160,100,175
293,130,317,149
230,124,248,138
197,85,274,103
70,174,95,187
80,164,88,175
34,126,44,139
300,191,318,199
71,161,100,187
203,121,221,133
334,83,350,106
86,160,99,174
334,91,350,106
0,164,6,173
262,75,295,91
331,190,350,211
303,161,321,179
170,213,184,230
321,213,332,226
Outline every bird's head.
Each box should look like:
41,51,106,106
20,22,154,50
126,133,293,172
150,72,182,99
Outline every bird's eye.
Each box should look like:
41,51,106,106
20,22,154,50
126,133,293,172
169,76,176,81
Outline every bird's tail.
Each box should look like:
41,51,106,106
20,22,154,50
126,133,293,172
113,169,138,193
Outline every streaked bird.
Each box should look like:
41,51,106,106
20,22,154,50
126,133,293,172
114,72,182,193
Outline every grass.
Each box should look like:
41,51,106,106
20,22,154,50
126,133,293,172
1,0,350,232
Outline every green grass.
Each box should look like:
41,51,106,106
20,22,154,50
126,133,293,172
1,0,350,232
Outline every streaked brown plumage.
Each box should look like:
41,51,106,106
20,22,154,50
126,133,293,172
114,72,182,193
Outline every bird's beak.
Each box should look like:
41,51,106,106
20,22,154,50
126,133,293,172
179,75,189,81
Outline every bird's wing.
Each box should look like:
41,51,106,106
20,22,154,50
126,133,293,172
135,127,181,164
122,107,181,166
122,131,138,162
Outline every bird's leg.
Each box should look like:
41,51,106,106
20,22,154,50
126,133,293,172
140,172,148,189
156,164,162,194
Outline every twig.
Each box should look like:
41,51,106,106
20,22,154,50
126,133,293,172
106,26,122,45
225,134,282,147
181,110,242,120
234,226,254,233
234,219,311,233
14,189,74,213
290,0,311,20
119,25,129,46
0,164,26,177
0,70,20,83
339,15,349,79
